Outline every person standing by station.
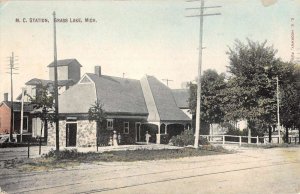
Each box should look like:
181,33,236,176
145,131,151,145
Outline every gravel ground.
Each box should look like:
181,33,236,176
0,146,299,194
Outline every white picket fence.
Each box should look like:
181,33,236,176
200,134,264,146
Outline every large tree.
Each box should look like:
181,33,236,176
223,39,279,139
28,82,55,153
188,69,226,134
223,39,298,141
278,63,300,142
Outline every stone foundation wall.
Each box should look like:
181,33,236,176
48,121,67,147
47,120,96,147
77,120,96,147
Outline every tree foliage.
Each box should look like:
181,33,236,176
223,39,299,135
188,39,299,137
279,63,300,129
27,83,55,139
88,100,107,131
188,69,226,125
28,83,55,126
224,39,279,123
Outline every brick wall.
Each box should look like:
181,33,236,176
0,103,11,134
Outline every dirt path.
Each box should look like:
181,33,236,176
0,147,299,194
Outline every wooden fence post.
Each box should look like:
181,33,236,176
239,136,241,146
222,135,225,145
39,137,42,155
256,136,259,145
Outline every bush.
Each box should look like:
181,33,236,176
43,148,81,160
170,130,194,146
121,135,135,145
160,134,170,144
169,130,209,147
199,136,209,145
98,130,112,146
222,122,248,141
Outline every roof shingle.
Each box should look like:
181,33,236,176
172,89,189,109
1,101,34,112
25,78,74,86
145,76,190,122
87,74,148,115
47,59,82,67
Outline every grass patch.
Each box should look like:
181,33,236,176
21,158,80,172
18,146,231,171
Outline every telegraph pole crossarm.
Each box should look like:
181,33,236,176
186,6,222,9
186,13,221,17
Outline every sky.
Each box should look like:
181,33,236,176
0,0,299,100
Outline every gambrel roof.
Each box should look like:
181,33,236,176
58,73,191,123
87,73,148,115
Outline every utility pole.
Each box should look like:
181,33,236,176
276,76,281,144
20,87,26,142
7,52,18,142
186,0,221,148
53,11,60,151
162,79,173,86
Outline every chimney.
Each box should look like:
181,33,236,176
95,66,101,76
4,93,8,101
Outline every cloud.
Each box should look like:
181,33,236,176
261,0,278,7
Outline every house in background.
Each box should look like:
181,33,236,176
19,58,81,102
0,59,82,142
47,66,192,147
0,93,34,141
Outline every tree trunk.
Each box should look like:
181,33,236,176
96,121,100,151
44,119,48,143
269,126,272,143
285,127,289,143
39,122,44,155
247,120,251,144
299,128,300,144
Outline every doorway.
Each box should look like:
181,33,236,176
66,123,77,147
136,122,141,142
